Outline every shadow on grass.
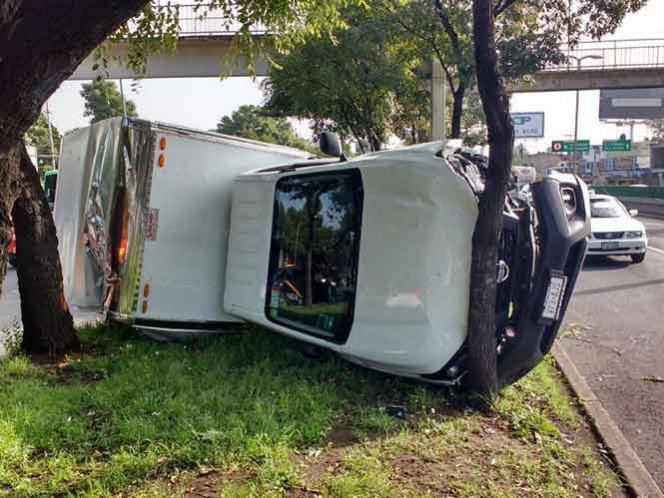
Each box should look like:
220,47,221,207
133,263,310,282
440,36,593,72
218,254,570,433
0,323,468,496
0,324,617,498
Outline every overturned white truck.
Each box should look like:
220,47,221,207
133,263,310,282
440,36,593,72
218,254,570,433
55,118,590,386
55,117,309,338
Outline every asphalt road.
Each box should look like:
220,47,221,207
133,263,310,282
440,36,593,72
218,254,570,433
563,216,664,489
0,267,100,357
0,269,21,356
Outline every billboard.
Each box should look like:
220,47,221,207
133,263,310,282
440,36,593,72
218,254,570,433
599,88,664,120
511,112,544,138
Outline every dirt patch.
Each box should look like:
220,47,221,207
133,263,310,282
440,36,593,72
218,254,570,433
289,409,627,498
183,467,255,498
290,424,356,488
29,343,99,367
294,446,346,487
327,425,357,448
52,365,105,385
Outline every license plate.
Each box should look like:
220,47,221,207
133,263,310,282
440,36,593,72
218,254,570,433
601,241,620,250
541,273,568,322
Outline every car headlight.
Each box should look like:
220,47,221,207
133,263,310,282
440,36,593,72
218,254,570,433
625,231,643,238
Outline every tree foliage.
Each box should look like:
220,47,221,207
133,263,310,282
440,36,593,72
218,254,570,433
25,113,61,170
102,1,355,78
647,119,664,141
216,105,316,153
80,80,137,123
263,7,428,152
375,0,566,140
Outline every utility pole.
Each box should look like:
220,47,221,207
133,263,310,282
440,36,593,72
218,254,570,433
431,59,447,142
569,54,603,175
119,79,128,119
573,85,580,174
44,101,57,169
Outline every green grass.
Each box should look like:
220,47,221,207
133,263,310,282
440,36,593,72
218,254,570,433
0,324,620,497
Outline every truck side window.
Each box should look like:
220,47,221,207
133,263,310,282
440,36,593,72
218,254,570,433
265,169,363,343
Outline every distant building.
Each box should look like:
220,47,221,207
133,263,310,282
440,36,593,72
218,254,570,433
528,142,656,185
521,152,562,178
649,142,664,185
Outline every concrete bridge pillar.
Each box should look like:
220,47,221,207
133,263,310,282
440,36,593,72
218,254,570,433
431,59,447,142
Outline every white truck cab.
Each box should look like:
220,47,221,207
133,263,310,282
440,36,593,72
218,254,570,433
224,135,591,385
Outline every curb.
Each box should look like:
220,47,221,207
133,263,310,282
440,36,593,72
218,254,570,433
552,342,664,498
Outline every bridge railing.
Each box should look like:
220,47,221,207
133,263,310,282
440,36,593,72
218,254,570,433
147,7,664,72
153,3,267,37
545,38,664,72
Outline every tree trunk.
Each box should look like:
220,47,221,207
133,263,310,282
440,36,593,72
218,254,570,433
0,0,149,354
450,85,466,139
368,131,382,152
464,0,515,402
0,144,23,293
12,144,78,353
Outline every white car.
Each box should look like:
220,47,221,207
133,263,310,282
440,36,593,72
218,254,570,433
587,194,648,263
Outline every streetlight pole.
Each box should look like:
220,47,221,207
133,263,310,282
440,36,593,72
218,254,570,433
569,54,603,175
573,82,580,174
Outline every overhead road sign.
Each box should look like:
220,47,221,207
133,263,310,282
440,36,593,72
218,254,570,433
602,139,632,152
511,112,545,138
552,140,590,153
599,88,664,120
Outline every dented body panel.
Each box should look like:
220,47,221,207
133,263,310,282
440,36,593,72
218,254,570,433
55,117,308,334
224,143,480,375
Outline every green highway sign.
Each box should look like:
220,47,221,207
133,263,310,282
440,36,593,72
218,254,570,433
602,139,632,152
551,140,591,153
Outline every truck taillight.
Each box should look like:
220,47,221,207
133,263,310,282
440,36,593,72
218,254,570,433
117,205,129,266
117,235,128,265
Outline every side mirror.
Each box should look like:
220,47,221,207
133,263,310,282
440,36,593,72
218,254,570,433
319,132,344,160
629,208,639,217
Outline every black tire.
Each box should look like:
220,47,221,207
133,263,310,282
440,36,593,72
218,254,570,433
8,254,17,268
631,253,646,264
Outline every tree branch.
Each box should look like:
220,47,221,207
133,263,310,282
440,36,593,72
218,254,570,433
432,0,475,89
0,0,149,144
432,0,463,62
494,0,518,17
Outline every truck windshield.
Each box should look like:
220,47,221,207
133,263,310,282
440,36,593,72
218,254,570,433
590,198,626,218
265,169,363,343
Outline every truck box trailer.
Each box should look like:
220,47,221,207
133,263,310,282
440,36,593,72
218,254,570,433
54,117,309,337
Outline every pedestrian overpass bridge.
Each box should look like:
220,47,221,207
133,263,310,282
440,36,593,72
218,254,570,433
71,4,664,92
68,5,664,139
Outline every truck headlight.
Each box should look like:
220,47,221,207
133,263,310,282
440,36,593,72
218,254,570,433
625,231,643,238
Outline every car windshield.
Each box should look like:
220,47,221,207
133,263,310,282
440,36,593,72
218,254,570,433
590,197,626,218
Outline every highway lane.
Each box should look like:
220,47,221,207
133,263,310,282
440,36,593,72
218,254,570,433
564,218,664,488
641,216,664,252
0,269,21,356
1,267,100,358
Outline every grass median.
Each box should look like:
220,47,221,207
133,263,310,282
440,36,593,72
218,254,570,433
0,324,621,497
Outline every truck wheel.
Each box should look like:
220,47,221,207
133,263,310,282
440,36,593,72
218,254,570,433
8,254,17,268
631,253,646,264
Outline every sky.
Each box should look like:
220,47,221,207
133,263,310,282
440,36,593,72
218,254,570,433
46,1,664,153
